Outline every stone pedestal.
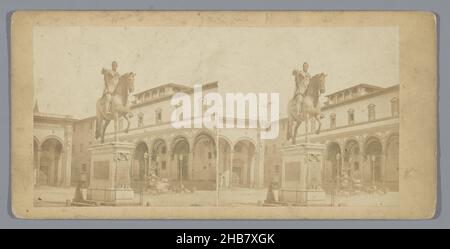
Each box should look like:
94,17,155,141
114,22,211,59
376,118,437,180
87,142,135,205
279,143,326,205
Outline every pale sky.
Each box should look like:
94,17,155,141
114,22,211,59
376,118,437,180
33,26,399,119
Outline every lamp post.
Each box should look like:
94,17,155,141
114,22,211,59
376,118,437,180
155,154,160,177
335,153,341,190
143,152,149,177
348,155,353,179
178,154,184,188
371,155,376,187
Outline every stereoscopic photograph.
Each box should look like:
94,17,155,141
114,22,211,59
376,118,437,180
11,11,437,219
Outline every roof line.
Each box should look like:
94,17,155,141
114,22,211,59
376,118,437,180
325,83,386,97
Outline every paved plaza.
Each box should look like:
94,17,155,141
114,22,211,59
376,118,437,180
34,186,399,207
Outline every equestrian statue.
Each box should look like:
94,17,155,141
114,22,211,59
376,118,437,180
95,61,136,143
286,62,327,144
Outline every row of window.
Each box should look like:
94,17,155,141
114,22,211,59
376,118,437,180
276,97,400,133
329,97,399,129
142,88,166,101
265,99,399,156
118,109,163,130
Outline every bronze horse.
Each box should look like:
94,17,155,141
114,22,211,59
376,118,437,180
286,73,327,144
95,72,135,143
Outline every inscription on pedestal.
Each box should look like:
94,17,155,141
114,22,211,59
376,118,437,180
93,161,109,180
87,142,135,205
285,162,300,182
279,143,326,205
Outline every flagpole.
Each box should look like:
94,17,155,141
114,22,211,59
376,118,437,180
215,123,220,207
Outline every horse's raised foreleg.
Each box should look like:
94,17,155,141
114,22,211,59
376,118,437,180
314,114,322,134
304,113,309,143
123,113,130,133
101,119,111,143
113,112,119,142
286,116,292,141
95,117,102,140
292,121,301,145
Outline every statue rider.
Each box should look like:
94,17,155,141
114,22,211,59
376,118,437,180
101,61,120,116
292,62,311,114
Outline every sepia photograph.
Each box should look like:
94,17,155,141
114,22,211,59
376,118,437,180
11,11,437,219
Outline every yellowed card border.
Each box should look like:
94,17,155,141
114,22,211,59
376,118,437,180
10,11,437,219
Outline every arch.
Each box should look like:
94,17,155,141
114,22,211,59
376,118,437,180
232,136,257,150
343,139,362,180
343,136,360,149
192,132,217,181
218,137,232,152
151,138,167,154
218,137,232,188
193,130,216,151
218,135,233,149
326,142,341,160
38,137,63,186
385,132,399,148
133,141,149,180
364,135,383,151
385,133,399,191
364,136,383,184
324,142,342,188
41,135,65,152
344,139,360,156
33,136,40,148
170,135,191,154
232,139,256,187
150,138,168,178
172,136,190,181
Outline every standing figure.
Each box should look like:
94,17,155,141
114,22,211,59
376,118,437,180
292,62,311,114
101,61,120,116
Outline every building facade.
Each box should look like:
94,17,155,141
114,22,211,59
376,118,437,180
33,106,75,187
264,84,400,192
37,81,398,192
70,82,266,190
71,116,96,185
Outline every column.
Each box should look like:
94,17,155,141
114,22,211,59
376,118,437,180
58,151,64,186
65,125,73,187
380,154,386,187
381,136,387,188
281,157,285,189
148,152,154,176
35,148,41,187
229,151,234,188
357,137,366,183
64,145,72,187
89,153,94,186
337,140,344,180
167,150,174,180
242,155,249,186
357,153,363,181
249,154,255,188
188,151,194,180
256,143,265,188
